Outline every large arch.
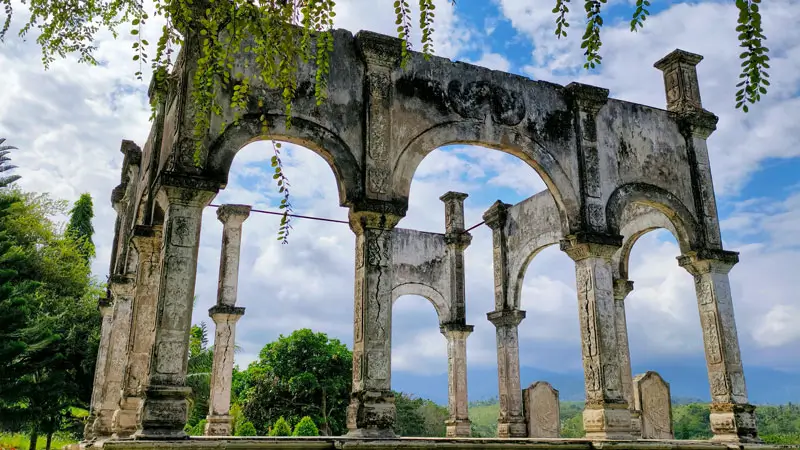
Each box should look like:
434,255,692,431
205,113,363,208
392,121,578,235
391,282,450,324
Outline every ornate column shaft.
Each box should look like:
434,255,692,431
83,297,114,441
92,276,136,439
562,234,631,439
613,278,640,438
441,324,473,437
205,307,244,436
134,180,217,439
678,250,759,442
487,309,527,438
112,225,163,437
205,204,250,436
441,192,472,324
346,206,402,438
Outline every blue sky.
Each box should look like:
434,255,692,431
1,0,799,405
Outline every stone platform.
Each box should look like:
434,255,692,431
100,438,799,450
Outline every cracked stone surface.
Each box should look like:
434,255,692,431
89,29,759,441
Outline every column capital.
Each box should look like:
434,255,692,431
158,172,219,207
131,225,163,254
566,82,610,115
440,323,474,339
111,184,127,213
208,304,245,324
444,232,472,250
560,232,622,262
440,191,469,204
216,204,251,226
613,278,634,301
348,208,402,234
98,296,114,317
356,30,402,67
441,191,468,235
482,200,511,230
487,309,526,328
678,249,739,276
675,109,720,139
108,275,136,299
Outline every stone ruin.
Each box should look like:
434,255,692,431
82,25,768,449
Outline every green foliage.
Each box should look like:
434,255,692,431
235,421,257,437
268,416,292,436
186,322,214,427
673,403,712,439
65,193,95,264
393,392,448,437
293,416,319,436
185,419,207,436
240,329,351,436
0,138,21,188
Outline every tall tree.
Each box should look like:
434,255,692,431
186,321,214,427
65,193,95,263
0,138,21,188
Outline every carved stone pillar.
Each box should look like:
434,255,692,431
613,278,640,438
483,200,513,311
487,309,527,438
205,306,244,436
655,49,723,249
441,323,473,437
441,192,472,324
678,249,759,443
83,297,114,441
346,206,402,438
92,276,136,439
133,180,217,439
204,204,250,436
562,234,631,439
112,226,163,438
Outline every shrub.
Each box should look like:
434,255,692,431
236,421,258,437
268,417,292,436
293,416,319,436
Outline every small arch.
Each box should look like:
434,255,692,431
205,113,362,208
392,121,578,235
606,182,700,253
391,283,449,324
613,206,681,280
508,236,562,311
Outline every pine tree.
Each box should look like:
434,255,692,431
65,193,95,264
292,416,319,437
268,417,292,436
235,421,257,437
0,138,21,188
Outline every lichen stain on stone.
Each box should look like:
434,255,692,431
542,110,573,143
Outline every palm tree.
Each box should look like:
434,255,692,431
0,138,21,188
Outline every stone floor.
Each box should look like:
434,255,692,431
99,438,799,450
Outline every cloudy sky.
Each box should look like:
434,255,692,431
1,0,799,404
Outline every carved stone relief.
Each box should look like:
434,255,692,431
523,382,560,438
633,372,673,439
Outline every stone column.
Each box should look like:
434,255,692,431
613,278,640,438
678,249,759,442
441,192,472,323
487,309,527,438
441,324,473,437
562,234,631,439
205,307,244,436
112,225,163,437
204,204,250,436
346,207,402,438
83,296,114,441
133,181,217,439
92,276,136,439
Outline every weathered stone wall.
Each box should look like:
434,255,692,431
391,227,450,321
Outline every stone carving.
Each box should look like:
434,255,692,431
523,382,560,438
702,310,723,364
633,372,674,439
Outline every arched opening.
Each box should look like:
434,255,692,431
189,139,355,436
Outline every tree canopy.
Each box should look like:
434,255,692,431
65,193,96,264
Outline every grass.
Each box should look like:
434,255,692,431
0,433,77,450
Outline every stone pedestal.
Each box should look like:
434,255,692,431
205,306,244,436
112,226,163,438
562,235,631,439
346,209,401,438
613,278,640,438
441,323,473,438
133,184,216,439
83,297,115,442
487,309,526,438
678,250,759,443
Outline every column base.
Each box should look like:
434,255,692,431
346,390,396,438
204,414,233,436
132,385,191,440
112,396,142,438
445,419,472,437
583,403,632,439
91,410,114,440
497,419,527,438
709,403,761,443
630,410,642,439
83,412,97,442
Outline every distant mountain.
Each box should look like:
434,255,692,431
392,363,800,406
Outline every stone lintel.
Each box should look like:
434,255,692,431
355,30,403,67
487,309,526,328
613,278,634,300
678,249,739,276
440,322,474,337
565,82,610,114
560,232,623,261
216,204,251,225
482,200,511,230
